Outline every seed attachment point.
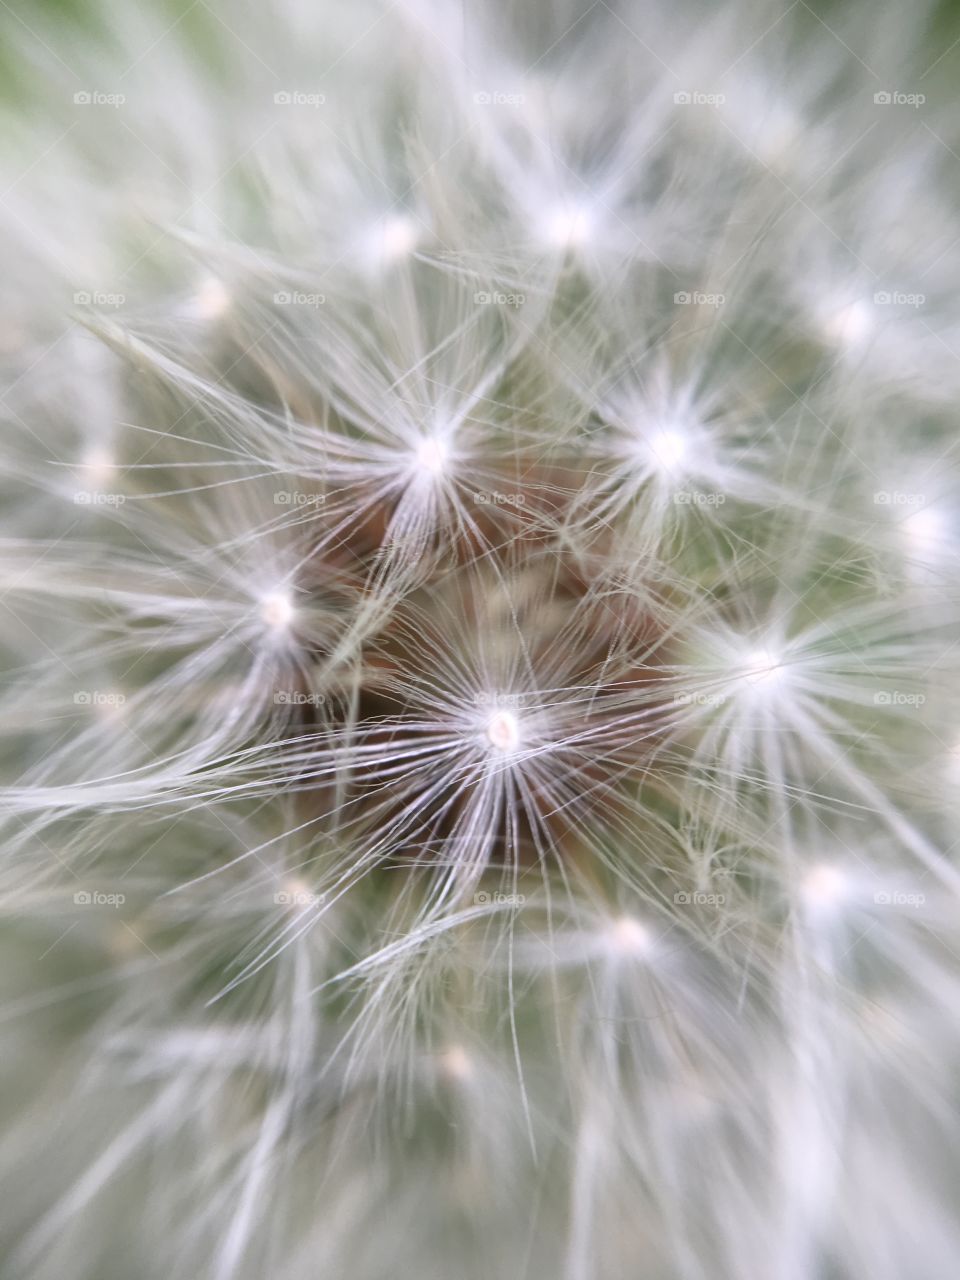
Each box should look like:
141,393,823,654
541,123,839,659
486,708,521,752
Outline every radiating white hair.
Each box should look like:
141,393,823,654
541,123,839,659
1,0,959,1276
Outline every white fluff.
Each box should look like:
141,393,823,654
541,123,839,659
1,1,959,1278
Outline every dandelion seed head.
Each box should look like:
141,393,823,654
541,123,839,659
641,424,691,475
76,445,116,491
741,647,786,688
259,588,296,635
4,4,960,1278
800,863,851,916
822,297,874,351
754,109,800,162
363,212,420,270
607,915,653,958
413,434,449,479
901,507,949,559
187,274,230,320
276,875,318,915
485,708,521,753
438,1044,473,1082
541,199,595,250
